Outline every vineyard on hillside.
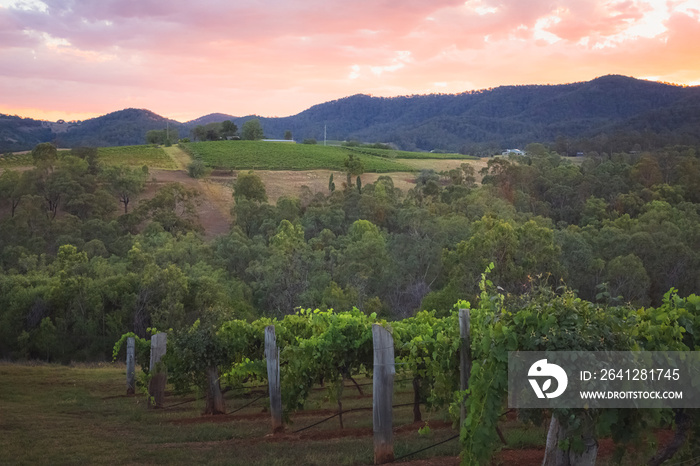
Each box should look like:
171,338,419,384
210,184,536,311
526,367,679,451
115,272,700,466
179,141,416,172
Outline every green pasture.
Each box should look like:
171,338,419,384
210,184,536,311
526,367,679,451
0,362,467,465
0,145,176,170
0,152,33,168
0,360,653,465
97,145,177,169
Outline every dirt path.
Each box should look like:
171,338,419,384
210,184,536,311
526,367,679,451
163,146,192,171
157,146,233,239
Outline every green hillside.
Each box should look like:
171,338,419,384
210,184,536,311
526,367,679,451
97,145,176,169
180,140,417,172
0,145,176,169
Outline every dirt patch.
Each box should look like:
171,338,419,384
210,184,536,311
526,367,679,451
238,170,421,203
209,169,421,204
210,169,235,177
399,158,488,173
256,170,344,202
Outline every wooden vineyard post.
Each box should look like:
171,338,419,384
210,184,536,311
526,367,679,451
126,336,135,395
265,325,283,433
204,366,226,415
459,308,471,427
148,332,167,409
372,324,395,464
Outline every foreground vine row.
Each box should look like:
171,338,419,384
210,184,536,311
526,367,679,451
115,270,700,465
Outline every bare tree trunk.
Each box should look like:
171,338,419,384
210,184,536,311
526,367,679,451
338,399,344,429
648,409,691,466
204,366,226,415
412,376,422,422
571,417,598,466
346,374,364,396
543,413,598,466
543,415,561,466
496,426,508,446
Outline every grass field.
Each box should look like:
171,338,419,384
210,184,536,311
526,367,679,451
0,362,666,465
0,152,32,167
97,145,177,169
0,362,464,465
181,141,417,172
343,146,479,160
0,146,177,170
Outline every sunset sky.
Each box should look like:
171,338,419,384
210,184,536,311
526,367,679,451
1,0,699,122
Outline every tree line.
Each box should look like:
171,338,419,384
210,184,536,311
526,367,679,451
186,119,270,142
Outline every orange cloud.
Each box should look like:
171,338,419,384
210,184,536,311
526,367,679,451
0,0,697,121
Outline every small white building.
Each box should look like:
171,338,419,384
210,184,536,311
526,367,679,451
501,149,525,156
262,139,296,143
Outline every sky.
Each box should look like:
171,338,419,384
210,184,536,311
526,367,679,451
1,0,699,122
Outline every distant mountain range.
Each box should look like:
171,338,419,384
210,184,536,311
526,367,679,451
2,75,699,153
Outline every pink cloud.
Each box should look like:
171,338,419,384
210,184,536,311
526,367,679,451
546,0,649,42
0,0,698,121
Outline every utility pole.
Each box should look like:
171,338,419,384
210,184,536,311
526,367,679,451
324,124,327,146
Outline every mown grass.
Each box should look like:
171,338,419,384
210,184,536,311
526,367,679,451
181,141,416,172
0,362,464,465
2,362,652,465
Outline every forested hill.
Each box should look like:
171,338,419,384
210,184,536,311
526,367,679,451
265,75,699,152
52,109,187,149
185,113,238,126
2,75,699,152
0,114,54,152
